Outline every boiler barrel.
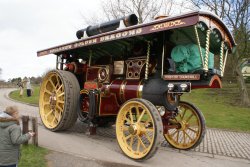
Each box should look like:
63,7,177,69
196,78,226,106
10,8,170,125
108,79,143,104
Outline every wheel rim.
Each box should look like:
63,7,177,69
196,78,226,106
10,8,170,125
116,101,155,159
164,102,202,149
39,72,65,129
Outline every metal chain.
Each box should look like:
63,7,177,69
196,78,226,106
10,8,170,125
204,29,211,72
220,41,224,72
145,41,150,80
194,25,204,68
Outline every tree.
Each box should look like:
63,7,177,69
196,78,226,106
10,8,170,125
82,0,194,25
101,0,175,23
190,0,250,106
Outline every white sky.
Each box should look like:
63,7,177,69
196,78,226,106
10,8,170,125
0,0,195,81
0,0,102,81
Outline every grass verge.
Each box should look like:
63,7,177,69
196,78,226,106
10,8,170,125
9,85,39,105
182,84,250,132
19,145,48,167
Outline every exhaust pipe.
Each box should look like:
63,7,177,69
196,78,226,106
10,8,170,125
76,14,138,39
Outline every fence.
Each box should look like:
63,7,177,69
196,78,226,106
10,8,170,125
21,116,38,146
0,83,16,88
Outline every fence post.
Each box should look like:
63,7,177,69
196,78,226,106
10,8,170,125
31,117,38,146
21,116,29,145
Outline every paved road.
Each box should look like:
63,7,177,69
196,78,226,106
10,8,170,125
1,88,250,167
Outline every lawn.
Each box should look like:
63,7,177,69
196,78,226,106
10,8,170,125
9,85,40,105
8,84,250,132
19,145,48,167
182,83,250,132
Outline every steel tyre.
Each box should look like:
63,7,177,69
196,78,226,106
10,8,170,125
116,98,163,161
164,101,206,150
39,70,80,131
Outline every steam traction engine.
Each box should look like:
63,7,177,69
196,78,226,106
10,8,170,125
37,12,236,160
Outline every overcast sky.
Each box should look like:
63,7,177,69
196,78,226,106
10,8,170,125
0,0,102,81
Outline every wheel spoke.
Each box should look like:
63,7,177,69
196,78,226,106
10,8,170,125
56,84,63,93
58,92,64,98
56,105,63,112
183,130,193,141
144,133,152,144
130,136,134,148
125,117,131,124
138,136,147,149
173,117,179,123
135,106,140,117
188,127,198,134
45,110,53,117
186,114,194,123
45,89,52,95
170,129,178,137
136,138,141,152
125,134,132,141
187,121,199,127
164,102,205,150
56,75,61,87
176,130,179,142
183,131,186,144
116,100,161,159
181,108,187,120
54,112,59,121
49,79,56,90
51,116,56,126
137,110,145,123
57,100,64,104
145,128,154,132
129,110,134,124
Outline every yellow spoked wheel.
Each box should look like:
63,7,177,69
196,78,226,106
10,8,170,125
116,98,163,161
164,101,205,150
39,70,80,131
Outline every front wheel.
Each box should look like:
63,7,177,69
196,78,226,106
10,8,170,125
164,101,206,150
39,70,80,131
116,98,163,161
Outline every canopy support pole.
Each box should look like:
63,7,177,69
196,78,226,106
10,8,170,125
194,25,205,68
204,29,211,72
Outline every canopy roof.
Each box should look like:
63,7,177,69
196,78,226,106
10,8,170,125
37,11,236,57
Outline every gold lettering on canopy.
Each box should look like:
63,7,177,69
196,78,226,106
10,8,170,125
150,19,185,31
100,28,142,42
41,28,143,55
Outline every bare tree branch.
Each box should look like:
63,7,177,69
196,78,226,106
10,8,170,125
190,0,250,106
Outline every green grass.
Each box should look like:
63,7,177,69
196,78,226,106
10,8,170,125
182,84,250,132
9,85,40,105
19,145,48,167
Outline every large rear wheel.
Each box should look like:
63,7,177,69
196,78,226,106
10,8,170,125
116,98,163,161
39,70,80,131
164,101,205,150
